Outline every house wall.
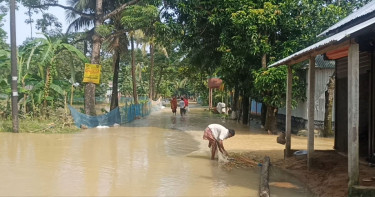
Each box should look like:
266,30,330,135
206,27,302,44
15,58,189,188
250,100,262,115
278,68,335,132
335,51,371,156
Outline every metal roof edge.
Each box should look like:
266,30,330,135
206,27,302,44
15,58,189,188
268,17,375,68
318,0,375,37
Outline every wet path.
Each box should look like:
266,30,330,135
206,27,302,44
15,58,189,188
0,105,312,196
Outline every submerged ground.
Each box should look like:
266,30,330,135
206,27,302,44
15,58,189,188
0,103,345,196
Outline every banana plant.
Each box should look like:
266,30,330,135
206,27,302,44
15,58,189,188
19,35,88,117
17,42,39,114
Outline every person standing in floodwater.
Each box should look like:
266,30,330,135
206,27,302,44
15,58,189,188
183,96,189,114
203,124,235,160
179,97,186,116
170,96,178,115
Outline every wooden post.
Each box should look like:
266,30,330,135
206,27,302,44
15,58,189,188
285,65,292,157
208,88,210,109
226,89,229,114
307,56,316,169
211,88,213,109
259,156,270,197
348,42,359,187
209,88,212,109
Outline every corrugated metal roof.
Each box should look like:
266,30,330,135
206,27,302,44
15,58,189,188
318,0,375,36
268,16,375,68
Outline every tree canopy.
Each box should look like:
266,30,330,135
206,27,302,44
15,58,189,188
0,0,372,123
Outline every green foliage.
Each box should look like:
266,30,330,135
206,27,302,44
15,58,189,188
35,13,62,36
253,65,306,108
121,5,159,30
161,0,370,105
0,34,89,118
61,43,89,63
1,0,370,122
0,14,9,96
96,24,115,38
0,117,80,133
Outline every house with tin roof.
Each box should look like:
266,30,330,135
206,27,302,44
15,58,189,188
269,0,375,194
277,55,335,134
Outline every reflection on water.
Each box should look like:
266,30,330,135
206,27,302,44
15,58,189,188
171,116,177,124
0,105,312,196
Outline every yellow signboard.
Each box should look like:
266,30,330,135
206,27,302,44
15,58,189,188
83,63,101,84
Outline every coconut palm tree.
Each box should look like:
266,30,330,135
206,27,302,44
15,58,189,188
65,0,146,111
103,14,129,110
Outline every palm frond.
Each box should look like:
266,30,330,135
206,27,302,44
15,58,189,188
61,43,89,63
66,17,94,33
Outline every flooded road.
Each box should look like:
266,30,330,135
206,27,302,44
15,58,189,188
0,105,312,196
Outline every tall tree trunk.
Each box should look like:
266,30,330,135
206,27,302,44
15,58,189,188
242,95,249,125
265,106,278,134
237,93,243,122
110,48,120,110
84,40,88,57
28,9,33,38
261,53,268,127
261,103,267,127
233,86,239,111
262,54,267,68
131,33,138,104
155,66,164,100
149,43,154,100
84,0,103,116
231,85,239,119
323,75,335,137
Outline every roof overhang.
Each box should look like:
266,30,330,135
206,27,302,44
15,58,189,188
318,0,375,37
268,17,375,68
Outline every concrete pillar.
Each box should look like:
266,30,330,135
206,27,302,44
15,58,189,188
307,56,316,169
285,65,292,157
348,42,359,187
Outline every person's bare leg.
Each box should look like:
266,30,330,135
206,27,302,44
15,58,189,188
211,142,217,160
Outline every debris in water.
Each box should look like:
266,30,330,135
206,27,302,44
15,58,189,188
222,152,260,171
269,182,299,189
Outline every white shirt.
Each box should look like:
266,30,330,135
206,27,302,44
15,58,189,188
208,124,230,141
179,100,185,108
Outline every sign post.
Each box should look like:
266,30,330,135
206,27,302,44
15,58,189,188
83,63,102,84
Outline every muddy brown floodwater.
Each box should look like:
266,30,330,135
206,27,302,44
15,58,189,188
0,104,314,196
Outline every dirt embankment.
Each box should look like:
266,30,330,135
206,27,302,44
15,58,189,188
223,122,375,197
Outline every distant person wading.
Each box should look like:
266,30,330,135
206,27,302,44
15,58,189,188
170,96,178,115
179,97,186,116
183,96,189,114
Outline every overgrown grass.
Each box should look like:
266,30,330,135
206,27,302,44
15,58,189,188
0,116,80,133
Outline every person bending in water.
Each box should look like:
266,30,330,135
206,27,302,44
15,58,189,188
203,124,235,160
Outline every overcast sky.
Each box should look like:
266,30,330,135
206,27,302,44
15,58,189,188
4,2,68,45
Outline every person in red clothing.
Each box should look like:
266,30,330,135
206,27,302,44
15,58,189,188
170,96,178,115
183,96,189,114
